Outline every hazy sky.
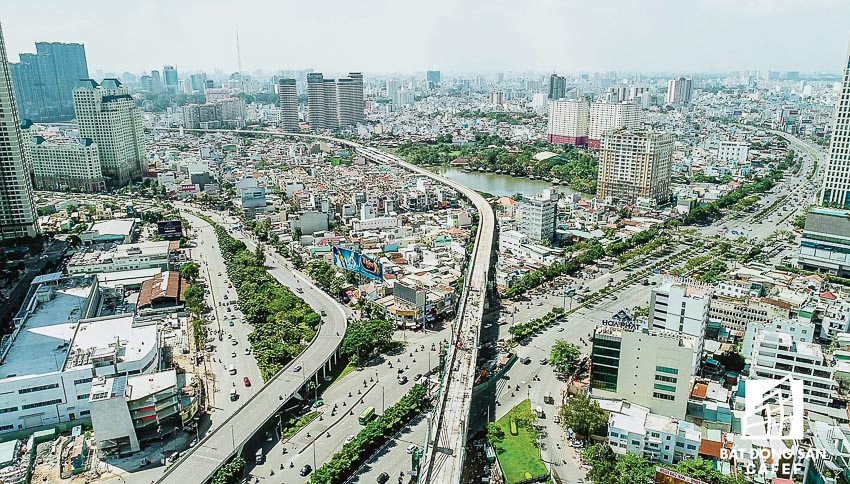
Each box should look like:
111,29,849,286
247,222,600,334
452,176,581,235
3,0,849,76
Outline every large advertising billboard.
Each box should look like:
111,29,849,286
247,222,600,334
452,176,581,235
157,220,183,238
332,246,383,281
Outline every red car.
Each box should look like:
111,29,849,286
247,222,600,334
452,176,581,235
243,377,251,387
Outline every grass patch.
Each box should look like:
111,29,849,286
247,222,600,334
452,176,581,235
280,411,319,441
491,400,547,483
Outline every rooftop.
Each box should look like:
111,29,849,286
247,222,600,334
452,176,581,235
87,219,135,237
66,314,156,370
2,282,94,379
126,370,177,401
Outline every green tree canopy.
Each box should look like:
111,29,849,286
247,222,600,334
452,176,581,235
550,340,582,376
341,319,394,366
179,261,200,282
184,284,204,314
558,394,607,439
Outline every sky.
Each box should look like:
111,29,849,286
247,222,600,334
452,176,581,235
2,0,849,76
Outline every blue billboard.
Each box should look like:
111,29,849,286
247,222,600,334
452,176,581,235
332,246,383,281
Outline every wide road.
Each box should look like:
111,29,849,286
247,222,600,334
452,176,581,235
156,127,498,483
158,207,348,484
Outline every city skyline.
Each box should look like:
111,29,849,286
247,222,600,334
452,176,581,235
3,0,850,75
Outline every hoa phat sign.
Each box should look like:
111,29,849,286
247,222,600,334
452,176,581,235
600,319,641,331
654,467,709,484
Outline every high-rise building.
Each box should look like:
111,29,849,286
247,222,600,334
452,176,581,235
386,79,399,101
517,189,558,244
150,70,162,93
597,130,674,206
139,75,153,91
548,73,566,100
337,72,364,127
307,72,363,130
649,281,710,361
73,79,145,186
665,77,693,105
798,207,850,276
820,41,850,208
189,73,207,93
588,101,642,148
426,70,441,89
0,25,38,240
546,99,588,146
163,65,178,93
490,91,504,105
29,136,105,192
278,78,298,132
9,41,89,121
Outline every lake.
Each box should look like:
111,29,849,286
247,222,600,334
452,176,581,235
433,167,586,199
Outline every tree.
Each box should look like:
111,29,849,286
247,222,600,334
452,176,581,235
558,394,607,439
716,350,745,373
550,340,582,376
512,401,537,429
293,226,302,240
583,444,617,484
179,261,200,282
184,284,204,314
341,319,394,366
673,458,729,484
486,422,505,443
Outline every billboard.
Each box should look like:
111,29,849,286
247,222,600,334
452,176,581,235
157,220,183,238
332,246,383,281
241,187,267,209
654,467,709,484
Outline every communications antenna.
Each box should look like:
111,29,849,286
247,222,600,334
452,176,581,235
236,30,244,93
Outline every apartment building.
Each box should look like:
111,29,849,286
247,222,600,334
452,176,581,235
588,102,641,148
0,24,38,240
666,77,693,105
517,189,558,243
28,136,105,192
73,78,145,187
820,41,850,208
278,78,299,132
307,72,364,130
717,141,749,166
748,330,837,407
597,129,675,206
66,241,172,275
708,295,796,337
799,207,850,277
546,99,588,146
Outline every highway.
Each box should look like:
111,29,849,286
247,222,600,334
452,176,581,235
155,127,498,483
158,207,348,484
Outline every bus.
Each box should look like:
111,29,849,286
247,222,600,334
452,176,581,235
358,406,376,425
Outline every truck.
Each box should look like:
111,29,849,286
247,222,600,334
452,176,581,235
230,388,238,401
535,405,544,418
543,392,554,404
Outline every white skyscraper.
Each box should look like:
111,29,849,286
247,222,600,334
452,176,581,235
0,24,38,240
517,189,558,243
588,101,641,148
278,78,298,132
73,78,145,186
546,99,589,146
665,77,693,105
820,40,850,208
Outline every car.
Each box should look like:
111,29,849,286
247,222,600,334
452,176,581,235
377,472,390,484
557,327,564,332
231,351,236,358
228,320,234,327
231,339,237,346
345,434,356,444
414,373,422,381
243,377,251,387
540,358,549,365
521,357,532,365
217,272,222,276
398,375,409,384
293,365,302,372
406,444,419,454
553,415,560,424
299,464,313,476
244,348,251,355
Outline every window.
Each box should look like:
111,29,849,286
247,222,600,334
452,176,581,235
74,377,93,385
0,425,13,432
654,383,677,392
655,375,677,383
21,399,62,410
656,366,678,375
80,410,90,416
19,383,59,394
0,407,17,414
631,440,641,446
686,444,697,450
77,394,89,400
653,392,675,401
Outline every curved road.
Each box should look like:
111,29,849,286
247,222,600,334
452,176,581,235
159,209,347,484
153,128,496,484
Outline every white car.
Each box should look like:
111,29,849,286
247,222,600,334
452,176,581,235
231,351,236,358
406,444,418,454
345,434,355,444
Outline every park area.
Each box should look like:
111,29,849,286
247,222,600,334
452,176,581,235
491,400,549,483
